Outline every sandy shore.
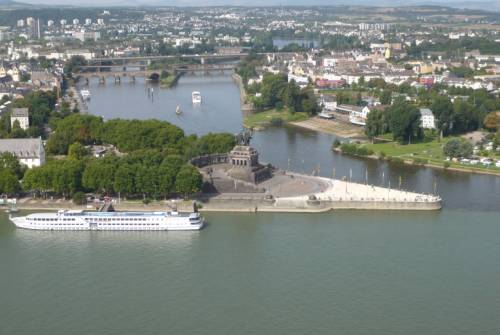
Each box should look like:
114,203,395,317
291,117,366,139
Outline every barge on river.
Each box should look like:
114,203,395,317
9,210,204,231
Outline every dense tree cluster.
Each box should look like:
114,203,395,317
365,99,423,143
0,90,58,139
443,138,473,158
45,114,235,157
365,88,500,142
12,115,236,199
23,152,203,200
406,37,500,59
0,153,24,195
247,73,319,115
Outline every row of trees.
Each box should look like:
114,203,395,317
247,73,320,115
23,152,203,199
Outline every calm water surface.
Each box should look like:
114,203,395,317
1,74,499,334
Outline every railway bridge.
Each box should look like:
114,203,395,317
74,63,237,84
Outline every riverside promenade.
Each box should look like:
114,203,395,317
14,172,441,213
197,171,442,212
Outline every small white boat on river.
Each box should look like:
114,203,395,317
80,89,91,100
192,91,202,104
9,210,204,231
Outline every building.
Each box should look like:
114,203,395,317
0,137,45,168
10,108,29,130
73,31,101,42
419,108,436,129
336,104,371,126
30,19,41,39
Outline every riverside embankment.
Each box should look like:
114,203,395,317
15,172,441,213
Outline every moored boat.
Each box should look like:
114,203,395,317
192,91,202,104
9,210,205,231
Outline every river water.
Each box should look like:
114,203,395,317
1,74,499,334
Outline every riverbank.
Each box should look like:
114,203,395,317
13,170,441,213
291,116,367,139
243,109,308,129
160,72,183,88
333,143,500,176
233,73,253,112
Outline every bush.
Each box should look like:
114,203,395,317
443,161,451,169
332,139,341,148
270,116,283,127
412,157,428,165
378,151,386,159
72,191,86,205
387,156,405,166
143,198,151,205
340,143,373,156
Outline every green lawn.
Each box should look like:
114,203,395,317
365,138,446,160
244,109,308,129
363,137,500,174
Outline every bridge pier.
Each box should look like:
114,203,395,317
85,77,89,86
99,76,106,85
114,76,121,84
130,75,135,83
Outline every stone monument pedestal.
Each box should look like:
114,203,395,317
227,145,271,184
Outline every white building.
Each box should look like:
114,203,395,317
85,18,92,25
17,19,24,27
47,20,54,27
0,137,45,168
336,104,371,126
419,108,436,129
11,108,29,130
73,31,100,42
73,19,80,25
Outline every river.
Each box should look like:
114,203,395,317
0,73,499,334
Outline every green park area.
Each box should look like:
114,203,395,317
358,137,500,174
243,109,308,129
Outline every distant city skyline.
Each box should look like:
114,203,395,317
16,0,499,7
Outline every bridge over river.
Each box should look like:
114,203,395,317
72,51,295,83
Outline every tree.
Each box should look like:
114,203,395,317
0,152,24,179
68,142,89,160
64,55,87,77
431,96,454,137
388,100,423,144
443,138,473,158
379,90,392,105
113,164,136,197
365,108,388,140
0,169,20,195
483,112,499,131
175,165,202,197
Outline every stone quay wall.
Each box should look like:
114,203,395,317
198,194,442,212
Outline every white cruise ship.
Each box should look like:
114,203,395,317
9,210,204,231
192,91,202,104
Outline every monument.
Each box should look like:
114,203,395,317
227,130,272,184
